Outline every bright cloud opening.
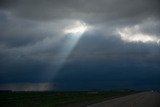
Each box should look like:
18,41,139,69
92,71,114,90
64,21,88,35
117,25,160,43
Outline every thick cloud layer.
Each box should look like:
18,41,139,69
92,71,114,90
0,0,160,22
0,0,160,91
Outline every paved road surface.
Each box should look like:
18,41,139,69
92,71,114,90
88,92,160,107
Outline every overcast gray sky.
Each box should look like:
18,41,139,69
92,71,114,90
0,0,160,91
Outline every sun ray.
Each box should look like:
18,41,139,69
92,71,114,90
46,21,89,80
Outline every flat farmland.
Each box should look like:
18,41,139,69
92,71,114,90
0,91,136,107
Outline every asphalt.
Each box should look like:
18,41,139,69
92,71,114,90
87,92,160,107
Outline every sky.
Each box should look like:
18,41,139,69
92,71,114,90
0,0,160,91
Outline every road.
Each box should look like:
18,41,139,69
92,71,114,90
87,92,160,107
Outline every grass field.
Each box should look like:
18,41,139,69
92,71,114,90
0,91,136,107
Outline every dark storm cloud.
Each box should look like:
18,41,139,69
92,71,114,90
0,0,159,23
0,0,160,90
0,0,160,46
0,10,63,47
